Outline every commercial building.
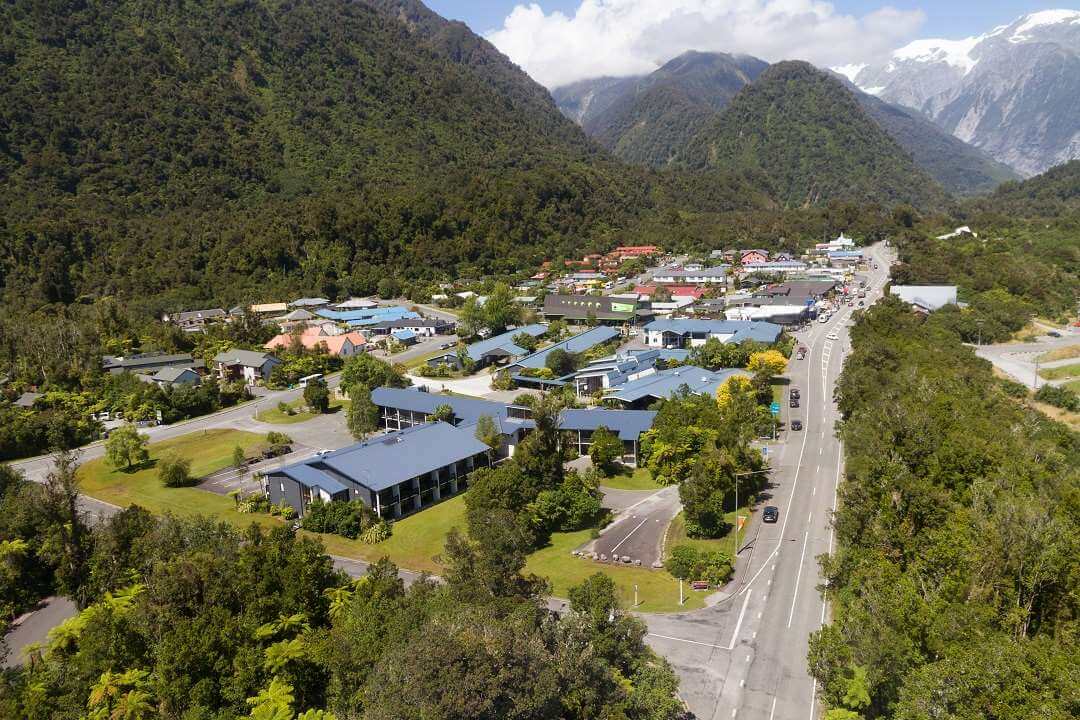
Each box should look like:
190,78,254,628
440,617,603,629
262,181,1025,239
889,285,958,312
264,422,491,519
372,386,657,465
739,261,809,276
605,366,748,409
542,294,648,324
652,267,729,285
644,319,783,349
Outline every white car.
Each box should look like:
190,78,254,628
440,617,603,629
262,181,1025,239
827,331,839,340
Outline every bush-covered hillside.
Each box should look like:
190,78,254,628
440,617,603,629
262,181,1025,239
679,61,950,210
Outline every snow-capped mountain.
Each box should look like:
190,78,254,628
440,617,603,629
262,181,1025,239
840,9,1080,176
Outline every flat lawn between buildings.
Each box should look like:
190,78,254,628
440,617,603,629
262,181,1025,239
525,529,707,613
1038,362,1080,381
256,398,347,424
311,494,468,574
78,429,276,527
598,467,662,491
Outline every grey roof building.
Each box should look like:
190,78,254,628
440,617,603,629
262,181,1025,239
427,324,548,369
542,295,648,324
643,319,783,348
103,352,201,375
504,326,621,374
14,391,42,408
165,308,227,331
605,366,748,408
290,297,331,308
212,349,281,382
264,422,492,519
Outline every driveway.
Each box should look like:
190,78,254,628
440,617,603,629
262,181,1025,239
3,597,78,668
974,335,1079,388
583,485,680,568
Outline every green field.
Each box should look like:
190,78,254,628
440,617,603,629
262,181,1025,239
524,529,707,613
1038,362,1080,381
256,397,347,424
598,467,662,491
311,494,469,574
77,429,276,527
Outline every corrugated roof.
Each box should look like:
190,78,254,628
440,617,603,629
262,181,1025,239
559,408,656,441
316,306,413,321
507,326,620,370
607,367,747,404
464,324,548,361
282,464,349,495
645,319,782,343
320,422,490,492
371,387,508,423
213,349,278,367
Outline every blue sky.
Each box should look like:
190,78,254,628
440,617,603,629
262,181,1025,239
428,1,1064,39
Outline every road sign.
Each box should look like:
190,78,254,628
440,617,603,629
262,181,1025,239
770,402,780,415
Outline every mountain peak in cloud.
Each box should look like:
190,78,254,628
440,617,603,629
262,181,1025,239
486,0,925,89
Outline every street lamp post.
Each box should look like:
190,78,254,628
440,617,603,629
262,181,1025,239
975,318,985,347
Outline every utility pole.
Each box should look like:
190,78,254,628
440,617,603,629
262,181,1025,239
975,318,985,347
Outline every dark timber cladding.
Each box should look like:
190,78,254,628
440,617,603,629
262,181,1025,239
542,294,650,324
263,422,491,519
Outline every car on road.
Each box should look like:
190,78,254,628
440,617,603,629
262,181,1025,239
819,315,829,323
789,398,799,408
762,506,779,523
790,388,800,399
1047,330,1062,338
827,331,839,340
858,300,864,307
790,420,802,431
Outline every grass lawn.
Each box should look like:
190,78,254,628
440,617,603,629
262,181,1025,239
664,508,754,559
256,398,347,424
599,467,662,491
308,494,469,574
525,529,707,613
1064,378,1080,394
1037,345,1080,363
1038,362,1080,381
77,429,277,528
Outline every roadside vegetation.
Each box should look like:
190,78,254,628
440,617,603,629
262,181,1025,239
809,297,1078,720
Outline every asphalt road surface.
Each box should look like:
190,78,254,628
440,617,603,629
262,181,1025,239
643,243,895,720
587,485,680,567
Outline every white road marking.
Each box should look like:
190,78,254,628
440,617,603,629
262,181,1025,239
727,590,753,649
809,680,818,720
646,633,727,649
609,517,649,554
787,527,811,628
769,696,777,720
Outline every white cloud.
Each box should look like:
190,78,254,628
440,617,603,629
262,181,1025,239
485,0,926,88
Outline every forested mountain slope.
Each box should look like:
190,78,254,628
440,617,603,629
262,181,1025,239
965,160,1080,218
0,0,712,315
558,51,768,168
677,62,949,209
851,89,1020,196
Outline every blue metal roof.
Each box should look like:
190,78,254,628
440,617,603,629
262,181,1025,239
606,367,748,404
559,408,656,441
281,464,349,495
391,329,417,341
464,324,548,362
276,422,490,493
316,306,415,322
645,319,782,343
508,326,620,370
371,387,509,423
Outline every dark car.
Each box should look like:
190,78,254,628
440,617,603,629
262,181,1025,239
790,419,802,431
790,398,799,408
790,388,800,399
763,506,779,523
1047,330,1062,338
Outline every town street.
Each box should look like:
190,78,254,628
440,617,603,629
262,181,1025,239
642,244,894,720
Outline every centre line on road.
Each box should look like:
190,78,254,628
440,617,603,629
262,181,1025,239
727,590,753,650
646,633,728,649
609,517,650,554
787,527,811,628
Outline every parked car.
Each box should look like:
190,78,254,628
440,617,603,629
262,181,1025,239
1047,330,1062,338
790,388,800,399
790,398,799,408
763,506,779,523
790,420,802,431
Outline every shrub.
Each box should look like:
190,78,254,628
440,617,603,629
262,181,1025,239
266,431,293,445
158,453,195,488
277,401,295,416
303,379,330,413
300,499,378,539
1034,383,1079,411
588,426,623,476
359,520,392,544
237,492,270,514
664,544,733,585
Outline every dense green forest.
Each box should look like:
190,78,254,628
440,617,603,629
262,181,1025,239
810,298,1079,719
679,62,950,210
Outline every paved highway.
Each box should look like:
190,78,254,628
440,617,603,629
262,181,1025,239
643,243,895,720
